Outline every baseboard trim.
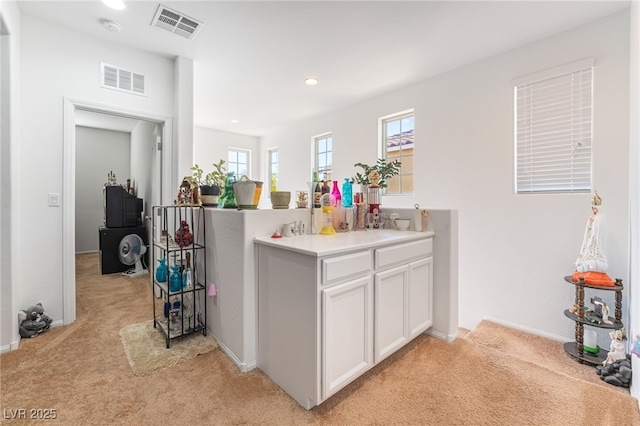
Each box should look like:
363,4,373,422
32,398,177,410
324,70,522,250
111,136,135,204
428,329,458,343
207,328,256,373
483,316,570,343
1,334,21,353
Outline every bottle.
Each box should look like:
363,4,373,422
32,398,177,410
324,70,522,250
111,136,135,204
342,178,353,207
322,180,330,196
169,264,182,292
331,181,342,205
182,252,194,328
155,257,168,283
313,173,322,208
182,252,193,288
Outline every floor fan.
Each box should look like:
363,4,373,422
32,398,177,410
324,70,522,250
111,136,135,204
118,234,148,277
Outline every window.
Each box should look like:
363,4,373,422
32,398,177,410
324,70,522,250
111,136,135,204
381,111,414,194
314,133,332,182
515,59,593,193
268,148,279,192
228,148,250,178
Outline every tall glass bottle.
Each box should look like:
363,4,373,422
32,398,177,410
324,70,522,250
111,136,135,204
182,252,194,330
322,180,330,196
182,252,193,288
331,181,342,205
342,178,353,207
313,172,322,208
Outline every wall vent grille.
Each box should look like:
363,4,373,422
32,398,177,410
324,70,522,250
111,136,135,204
151,4,202,39
100,63,146,96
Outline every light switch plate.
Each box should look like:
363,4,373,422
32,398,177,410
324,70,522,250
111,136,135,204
48,193,61,207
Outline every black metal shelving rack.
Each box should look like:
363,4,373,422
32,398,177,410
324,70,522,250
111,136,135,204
152,205,207,348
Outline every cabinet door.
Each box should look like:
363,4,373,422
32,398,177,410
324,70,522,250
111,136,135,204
409,257,433,338
374,265,409,363
322,276,373,401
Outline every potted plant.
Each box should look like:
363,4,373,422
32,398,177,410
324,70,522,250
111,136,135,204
191,159,226,206
351,158,401,188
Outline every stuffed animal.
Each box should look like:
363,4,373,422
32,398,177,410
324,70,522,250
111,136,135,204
18,303,52,338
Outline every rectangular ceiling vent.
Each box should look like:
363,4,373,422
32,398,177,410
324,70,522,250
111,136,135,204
100,62,146,96
151,4,202,40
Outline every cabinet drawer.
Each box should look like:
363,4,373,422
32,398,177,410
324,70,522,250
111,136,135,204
375,238,432,271
322,251,371,286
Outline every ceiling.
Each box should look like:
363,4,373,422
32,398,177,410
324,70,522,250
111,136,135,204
17,0,630,137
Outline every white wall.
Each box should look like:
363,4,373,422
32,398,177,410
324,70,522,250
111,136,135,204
628,0,639,404
193,126,260,180
130,120,156,218
0,0,21,352
259,11,631,342
75,126,131,253
18,13,174,323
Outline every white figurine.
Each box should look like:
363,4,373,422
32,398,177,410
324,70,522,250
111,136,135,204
603,329,627,365
576,192,608,273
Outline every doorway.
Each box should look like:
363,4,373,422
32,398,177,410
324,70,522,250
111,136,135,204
63,97,173,324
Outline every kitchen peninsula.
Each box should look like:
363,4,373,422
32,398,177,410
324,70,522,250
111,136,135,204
255,230,434,409
200,207,458,382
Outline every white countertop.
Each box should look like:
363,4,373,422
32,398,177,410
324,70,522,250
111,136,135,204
254,230,435,257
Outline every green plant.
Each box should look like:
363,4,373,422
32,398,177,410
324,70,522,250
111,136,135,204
351,158,401,188
191,160,227,187
190,164,205,186
204,159,227,187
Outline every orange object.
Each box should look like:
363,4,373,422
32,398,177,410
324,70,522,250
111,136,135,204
571,271,615,287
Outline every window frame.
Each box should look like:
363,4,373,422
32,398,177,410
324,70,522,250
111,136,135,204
379,109,415,195
313,133,333,182
268,148,279,193
227,148,250,179
514,58,594,194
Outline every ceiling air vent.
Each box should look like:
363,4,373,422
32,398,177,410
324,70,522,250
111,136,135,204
100,62,146,96
151,4,202,39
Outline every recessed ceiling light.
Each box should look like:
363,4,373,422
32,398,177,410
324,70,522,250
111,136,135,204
99,18,122,32
230,119,240,124
305,77,319,86
101,0,126,10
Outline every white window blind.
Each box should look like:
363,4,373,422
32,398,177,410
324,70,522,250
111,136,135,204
515,62,593,193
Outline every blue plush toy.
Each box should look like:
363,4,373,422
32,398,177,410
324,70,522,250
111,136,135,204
18,303,52,338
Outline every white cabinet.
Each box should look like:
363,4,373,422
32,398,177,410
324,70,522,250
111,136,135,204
409,257,433,338
373,256,434,363
255,231,434,409
322,276,373,399
374,265,409,363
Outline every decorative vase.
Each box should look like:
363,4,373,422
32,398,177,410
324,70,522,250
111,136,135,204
331,180,342,205
342,178,352,207
169,264,182,292
155,257,168,283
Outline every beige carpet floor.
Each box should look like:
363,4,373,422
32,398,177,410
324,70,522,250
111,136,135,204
465,319,630,395
1,253,638,425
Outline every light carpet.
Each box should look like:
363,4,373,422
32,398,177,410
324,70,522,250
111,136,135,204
119,319,217,377
465,319,629,394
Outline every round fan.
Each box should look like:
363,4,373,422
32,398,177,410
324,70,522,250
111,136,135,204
118,234,148,277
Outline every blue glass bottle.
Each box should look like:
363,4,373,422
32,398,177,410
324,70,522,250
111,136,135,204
342,178,353,207
155,257,168,283
169,264,182,292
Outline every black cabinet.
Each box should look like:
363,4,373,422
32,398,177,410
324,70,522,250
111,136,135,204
98,225,148,274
